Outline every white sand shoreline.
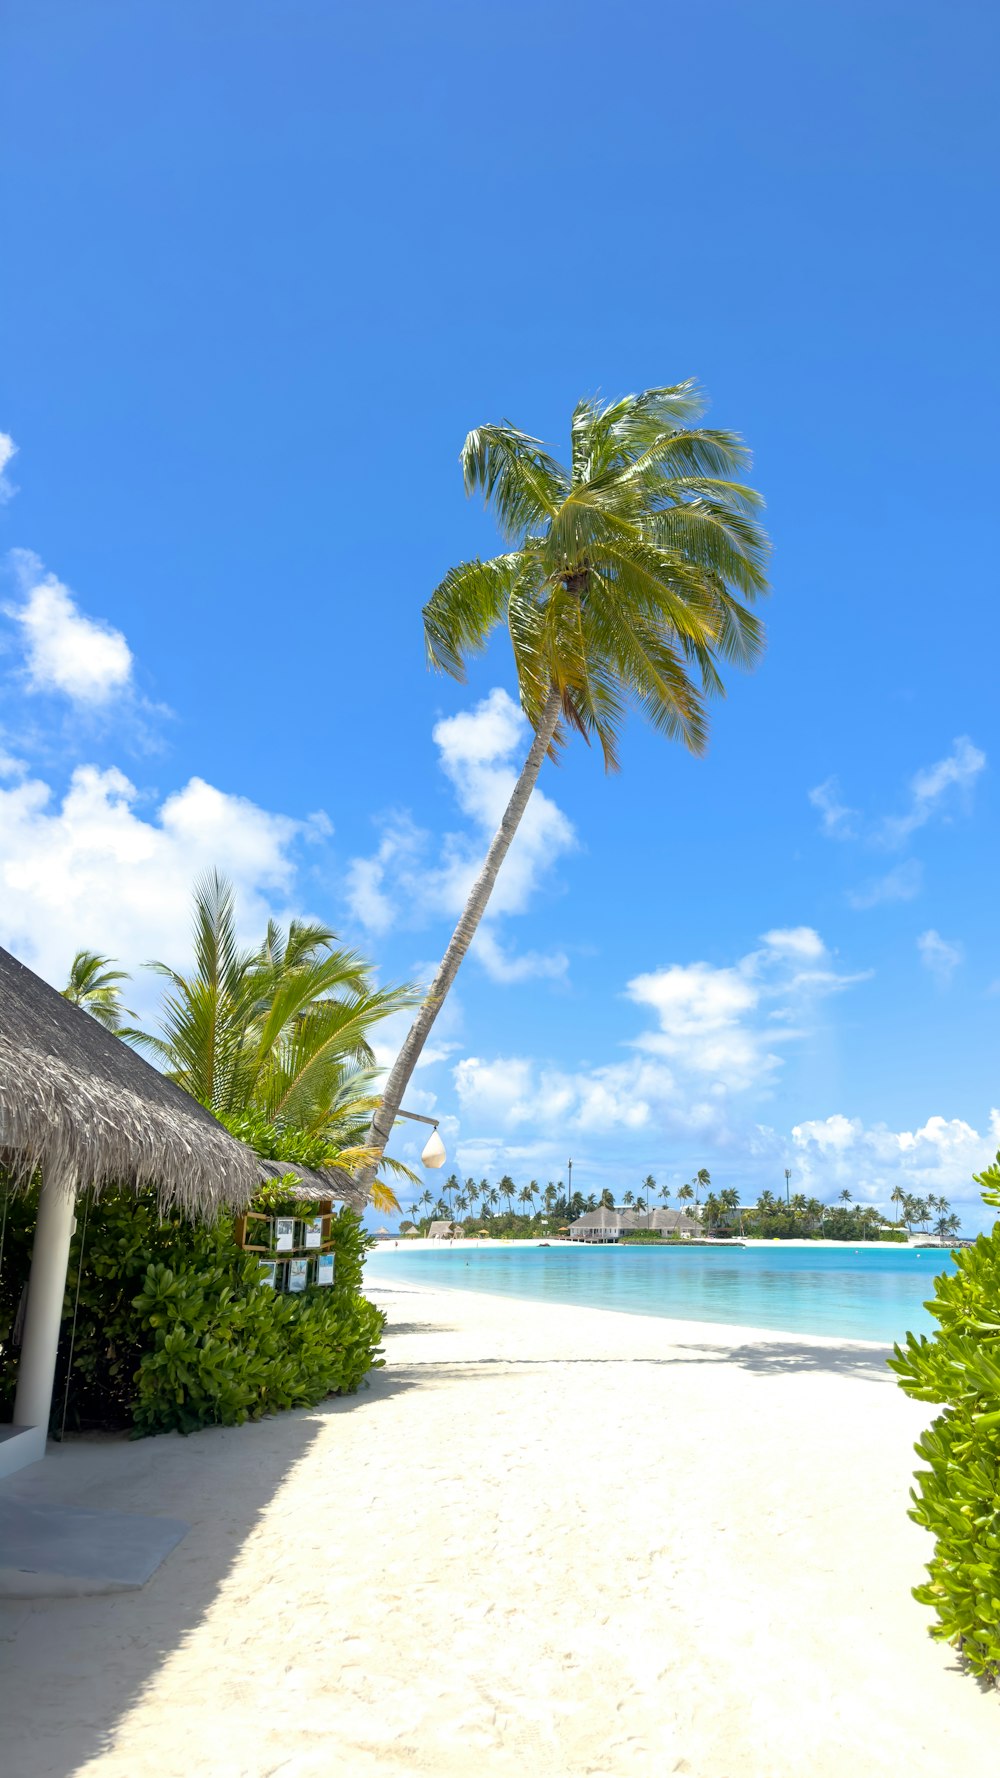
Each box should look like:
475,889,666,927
374,1233,947,1249
1,1276,996,1776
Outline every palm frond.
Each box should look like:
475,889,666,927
423,551,527,678
461,423,568,540
61,949,135,1031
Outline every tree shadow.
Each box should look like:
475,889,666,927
0,1377,395,1778
377,1339,893,1384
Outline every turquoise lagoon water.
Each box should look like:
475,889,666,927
365,1242,957,1345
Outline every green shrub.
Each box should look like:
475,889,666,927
888,1155,1000,1685
0,1175,385,1438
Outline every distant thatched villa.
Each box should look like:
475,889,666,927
427,1219,465,1239
568,1207,701,1243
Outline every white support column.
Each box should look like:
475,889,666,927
12,1165,78,1432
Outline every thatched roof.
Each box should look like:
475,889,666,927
0,944,365,1214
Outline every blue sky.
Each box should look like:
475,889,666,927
2,2,998,1226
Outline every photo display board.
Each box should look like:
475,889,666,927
233,1203,337,1293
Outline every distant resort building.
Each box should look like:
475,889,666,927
568,1207,701,1243
427,1219,465,1239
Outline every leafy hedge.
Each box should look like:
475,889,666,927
889,1154,1000,1686
0,1176,384,1437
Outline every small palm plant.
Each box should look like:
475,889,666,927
365,383,769,1180
62,950,135,1032
135,872,413,1209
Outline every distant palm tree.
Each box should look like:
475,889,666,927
677,1183,694,1209
362,385,770,1188
694,1168,711,1205
543,1184,557,1216
890,1184,907,1227
659,1183,671,1206
443,1172,460,1217
838,1188,853,1206
622,1189,635,1209
62,950,134,1032
934,1211,961,1244
518,1184,535,1216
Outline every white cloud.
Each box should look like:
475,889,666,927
847,859,923,910
792,1109,1000,1206
0,432,16,503
453,1052,673,1139
472,928,569,984
880,736,986,848
0,748,27,780
346,688,575,983
344,817,424,936
815,741,985,919
917,928,964,986
808,776,857,839
760,926,827,961
450,926,868,1158
0,762,303,1002
5,550,133,705
626,927,865,1094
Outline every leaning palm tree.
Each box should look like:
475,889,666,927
363,383,769,1180
677,1183,694,1209
62,950,135,1032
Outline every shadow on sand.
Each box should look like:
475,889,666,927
0,1372,413,1778
379,1338,893,1384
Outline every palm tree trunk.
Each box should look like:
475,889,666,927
361,686,562,1190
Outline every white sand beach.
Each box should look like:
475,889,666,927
2,1278,997,1777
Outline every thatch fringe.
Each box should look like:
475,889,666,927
0,947,366,1215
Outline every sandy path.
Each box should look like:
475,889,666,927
1,1278,996,1776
